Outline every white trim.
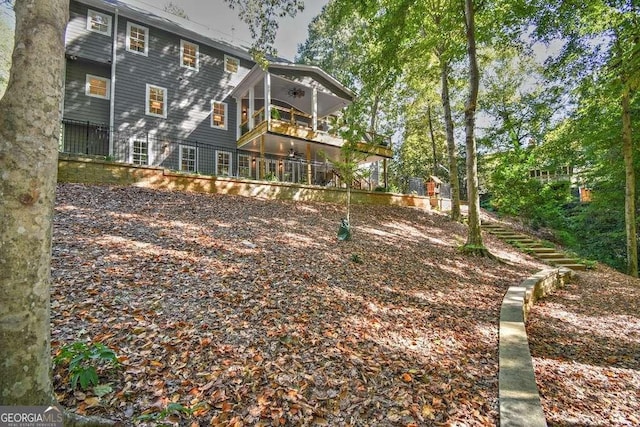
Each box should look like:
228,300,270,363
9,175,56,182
87,9,112,36
179,144,197,172
85,74,110,99
215,150,233,177
108,9,118,157
130,138,150,165
211,100,228,130
179,39,199,70
224,54,239,73
238,153,251,178
145,84,167,118
126,22,149,56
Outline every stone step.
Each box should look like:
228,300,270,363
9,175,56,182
552,263,587,271
526,247,556,253
536,253,567,259
549,258,581,265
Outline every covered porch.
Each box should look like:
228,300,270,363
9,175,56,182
230,63,392,186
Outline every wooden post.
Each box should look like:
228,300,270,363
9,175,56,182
260,136,265,180
306,143,312,185
312,88,318,131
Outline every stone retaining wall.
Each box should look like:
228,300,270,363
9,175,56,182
57,155,433,209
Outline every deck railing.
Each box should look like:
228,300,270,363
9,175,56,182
58,119,339,186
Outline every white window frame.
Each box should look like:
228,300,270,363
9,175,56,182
238,154,251,178
126,22,149,56
145,84,168,118
211,101,228,130
180,39,199,70
131,139,149,165
87,9,112,36
85,74,110,99
224,55,239,74
179,145,197,173
215,150,232,177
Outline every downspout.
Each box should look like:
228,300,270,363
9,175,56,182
108,8,118,157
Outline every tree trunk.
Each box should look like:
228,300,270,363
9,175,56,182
463,0,484,249
427,104,438,177
440,56,461,221
622,85,638,277
0,0,68,405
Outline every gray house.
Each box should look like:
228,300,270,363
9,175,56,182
61,0,392,185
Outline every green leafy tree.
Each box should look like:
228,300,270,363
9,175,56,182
523,0,640,275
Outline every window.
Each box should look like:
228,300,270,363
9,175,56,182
211,101,227,129
238,154,251,178
224,55,239,73
132,140,149,165
179,145,196,172
126,22,149,56
180,40,199,70
87,9,112,36
146,84,167,118
85,74,110,99
215,151,232,176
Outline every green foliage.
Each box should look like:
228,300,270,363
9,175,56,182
350,253,363,264
136,402,197,423
53,342,119,390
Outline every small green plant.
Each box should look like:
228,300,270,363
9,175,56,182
136,402,196,423
350,253,363,264
265,172,279,182
53,342,120,390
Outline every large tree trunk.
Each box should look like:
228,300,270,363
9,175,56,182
440,56,461,221
621,85,638,277
463,0,484,249
427,104,438,177
0,0,68,405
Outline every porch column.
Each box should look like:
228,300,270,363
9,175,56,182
264,73,271,129
312,87,318,131
306,143,312,185
383,159,388,189
260,135,265,180
235,96,242,140
248,86,255,130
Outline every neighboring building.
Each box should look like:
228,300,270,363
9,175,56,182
61,0,392,185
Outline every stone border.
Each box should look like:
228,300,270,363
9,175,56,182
499,268,573,427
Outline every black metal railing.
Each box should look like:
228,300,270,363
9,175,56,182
58,119,339,186
60,119,111,156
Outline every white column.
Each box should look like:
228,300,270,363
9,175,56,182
248,86,255,130
312,87,318,131
264,72,271,128
235,96,242,140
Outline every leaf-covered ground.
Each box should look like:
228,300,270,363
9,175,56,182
527,268,640,427
52,183,543,426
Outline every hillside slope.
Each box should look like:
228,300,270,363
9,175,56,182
51,183,544,425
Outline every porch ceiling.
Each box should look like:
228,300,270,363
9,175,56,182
239,132,391,164
239,133,342,164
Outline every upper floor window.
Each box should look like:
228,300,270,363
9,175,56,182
180,40,199,70
126,22,149,56
211,101,227,129
85,74,110,99
87,9,112,36
224,55,239,73
146,84,167,118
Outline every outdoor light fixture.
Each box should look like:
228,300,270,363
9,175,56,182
289,148,295,158
288,87,305,98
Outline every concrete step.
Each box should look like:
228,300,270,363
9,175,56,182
536,253,568,259
526,247,556,253
549,258,581,265
552,263,587,271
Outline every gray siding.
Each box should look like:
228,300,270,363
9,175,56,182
65,2,113,64
111,17,253,164
63,60,111,125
